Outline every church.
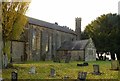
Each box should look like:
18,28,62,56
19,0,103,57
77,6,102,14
11,17,96,62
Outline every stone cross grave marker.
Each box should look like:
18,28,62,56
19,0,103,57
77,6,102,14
29,66,36,74
93,64,101,75
11,71,18,81
77,72,87,81
50,68,56,77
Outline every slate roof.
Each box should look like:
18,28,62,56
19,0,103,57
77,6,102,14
28,17,76,34
57,39,89,51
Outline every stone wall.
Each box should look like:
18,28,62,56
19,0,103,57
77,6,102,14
12,41,25,62
11,22,97,62
85,39,96,61
58,51,84,61
25,24,76,61
70,51,84,61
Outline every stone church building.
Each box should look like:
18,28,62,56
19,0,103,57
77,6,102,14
57,38,96,61
11,17,96,62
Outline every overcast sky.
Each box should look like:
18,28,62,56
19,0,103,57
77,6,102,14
26,0,120,31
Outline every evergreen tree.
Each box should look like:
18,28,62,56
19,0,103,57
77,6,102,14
83,13,120,62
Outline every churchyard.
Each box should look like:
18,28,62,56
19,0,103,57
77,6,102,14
2,61,118,80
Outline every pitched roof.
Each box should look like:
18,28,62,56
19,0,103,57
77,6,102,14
28,17,76,34
57,39,89,51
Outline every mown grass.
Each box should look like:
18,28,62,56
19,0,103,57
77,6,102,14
2,61,118,79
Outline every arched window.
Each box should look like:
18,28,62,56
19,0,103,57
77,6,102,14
32,29,36,50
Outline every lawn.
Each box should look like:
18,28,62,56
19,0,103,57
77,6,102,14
2,61,118,79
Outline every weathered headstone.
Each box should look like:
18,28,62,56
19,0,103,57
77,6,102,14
111,60,119,70
77,72,87,81
50,68,56,77
93,64,101,75
0,78,3,81
29,66,36,74
11,71,18,81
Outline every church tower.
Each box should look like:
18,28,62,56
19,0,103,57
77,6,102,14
75,17,81,40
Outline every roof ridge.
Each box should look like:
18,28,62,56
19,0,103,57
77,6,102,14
28,17,76,34
28,17,59,26
73,39,89,42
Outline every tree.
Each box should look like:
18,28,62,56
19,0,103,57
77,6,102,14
2,1,30,68
80,31,89,40
0,2,2,69
83,13,120,62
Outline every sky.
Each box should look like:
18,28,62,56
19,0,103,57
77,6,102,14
118,1,120,14
26,0,120,31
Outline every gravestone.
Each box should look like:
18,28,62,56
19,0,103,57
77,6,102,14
50,68,56,77
0,78,3,81
111,60,119,70
77,72,87,81
29,66,36,74
11,71,18,81
93,64,101,75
